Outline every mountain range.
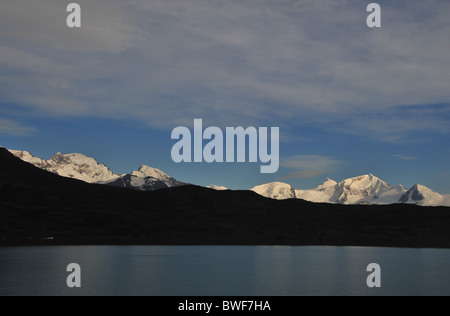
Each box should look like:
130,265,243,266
9,150,185,191
8,149,450,207
251,175,450,207
2,147,450,248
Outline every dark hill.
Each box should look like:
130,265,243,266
1,147,450,248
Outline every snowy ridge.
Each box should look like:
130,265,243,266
10,150,119,183
399,185,445,206
107,165,185,191
129,165,179,187
316,178,338,190
296,174,398,205
207,185,229,191
9,149,186,191
131,165,170,181
296,178,338,204
371,185,408,205
106,173,185,191
9,150,48,167
256,175,450,207
332,174,392,205
251,182,296,200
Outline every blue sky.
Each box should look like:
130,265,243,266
1,0,450,192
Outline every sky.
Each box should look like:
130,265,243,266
1,0,450,192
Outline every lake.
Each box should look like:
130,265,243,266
0,246,449,296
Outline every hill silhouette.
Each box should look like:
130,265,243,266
1,147,450,248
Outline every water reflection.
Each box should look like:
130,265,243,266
0,246,449,296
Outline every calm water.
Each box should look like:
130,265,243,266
0,246,449,296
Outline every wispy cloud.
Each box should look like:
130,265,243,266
281,155,342,171
394,155,417,161
0,118,36,136
330,104,450,143
1,0,450,140
280,170,324,181
280,155,342,181
280,155,342,180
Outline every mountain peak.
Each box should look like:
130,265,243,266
412,184,429,191
207,184,228,191
348,174,381,182
10,149,41,159
409,184,439,196
335,174,391,204
342,174,389,186
52,152,98,163
109,165,185,191
9,150,50,169
11,150,119,183
131,165,170,180
251,182,296,200
9,148,186,191
316,178,337,190
399,184,443,206
139,164,159,172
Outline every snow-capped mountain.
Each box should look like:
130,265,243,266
106,165,185,191
9,150,185,191
370,185,408,205
399,184,450,207
316,178,338,190
296,178,338,204
131,165,171,182
251,182,296,200
207,185,229,191
10,150,119,183
296,174,407,205
257,174,450,207
331,174,393,205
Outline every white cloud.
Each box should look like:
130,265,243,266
1,0,450,139
394,155,417,161
329,104,450,142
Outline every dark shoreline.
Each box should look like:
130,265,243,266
2,241,450,250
